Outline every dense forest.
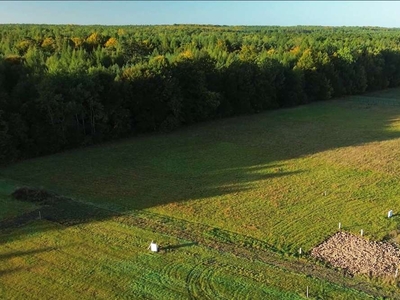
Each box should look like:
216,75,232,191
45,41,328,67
2,24,400,164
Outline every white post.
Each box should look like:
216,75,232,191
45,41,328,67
338,222,341,230
306,286,309,298
299,248,302,255
360,229,364,236
388,210,393,218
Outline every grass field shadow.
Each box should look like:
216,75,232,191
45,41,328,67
0,247,55,260
0,267,25,277
2,89,400,242
161,242,198,252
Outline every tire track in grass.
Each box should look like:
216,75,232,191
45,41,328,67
185,262,215,300
197,260,221,300
229,281,249,300
115,212,395,299
3,194,397,299
64,222,202,299
210,262,302,300
43,222,185,299
208,263,249,300
127,264,188,300
159,261,190,296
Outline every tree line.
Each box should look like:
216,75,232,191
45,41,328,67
2,24,400,164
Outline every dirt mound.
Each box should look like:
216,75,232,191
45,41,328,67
12,187,58,205
311,231,400,277
5,187,115,228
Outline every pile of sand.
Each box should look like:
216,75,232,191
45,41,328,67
311,231,400,277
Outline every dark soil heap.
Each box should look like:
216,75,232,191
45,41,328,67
5,187,114,228
311,231,400,277
12,187,58,205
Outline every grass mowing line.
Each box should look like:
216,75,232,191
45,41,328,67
0,210,373,299
1,176,398,298
125,217,399,298
1,255,84,300
0,216,379,300
1,243,112,299
1,224,161,299
1,222,137,298
109,211,395,298
3,189,396,299
3,221,304,298
4,88,400,298
4,96,400,252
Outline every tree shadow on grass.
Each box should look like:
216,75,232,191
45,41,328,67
0,267,25,277
0,169,303,231
2,91,400,243
0,245,56,278
161,242,198,252
0,247,55,260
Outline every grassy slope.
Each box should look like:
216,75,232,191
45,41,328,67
3,91,400,251
2,89,400,298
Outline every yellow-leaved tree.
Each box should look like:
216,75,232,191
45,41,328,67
105,37,118,48
87,33,100,44
71,37,84,48
41,37,56,52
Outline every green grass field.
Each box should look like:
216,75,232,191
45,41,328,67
0,179,37,221
2,89,400,298
1,216,377,300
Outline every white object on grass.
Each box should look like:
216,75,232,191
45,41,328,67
149,241,159,252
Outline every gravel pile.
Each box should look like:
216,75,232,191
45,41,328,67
311,231,400,277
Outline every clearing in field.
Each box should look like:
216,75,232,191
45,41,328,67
3,88,400,298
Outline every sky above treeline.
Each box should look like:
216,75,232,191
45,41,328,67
1,1,399,28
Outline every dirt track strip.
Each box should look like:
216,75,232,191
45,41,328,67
2,197,400,299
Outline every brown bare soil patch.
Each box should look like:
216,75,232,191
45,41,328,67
311,231,400,277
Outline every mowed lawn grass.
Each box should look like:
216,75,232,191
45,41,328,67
2,88,400,255
0,217,373,300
